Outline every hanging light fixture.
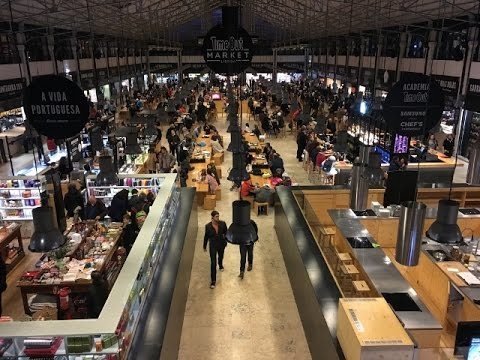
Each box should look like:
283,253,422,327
125,131,142,154
226,200,258,244
96,155,118,186
426,199,462,244
143,117,158,138
29,206,66,252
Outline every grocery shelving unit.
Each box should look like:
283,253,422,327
0,176,46,221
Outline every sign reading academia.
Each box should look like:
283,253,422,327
383,74,444,136
23,75,89,139
202,24,253,75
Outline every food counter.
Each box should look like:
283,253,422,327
17,221,124,316
0,174,178,360
327,209,443,348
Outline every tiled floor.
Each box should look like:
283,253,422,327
178,115,312,360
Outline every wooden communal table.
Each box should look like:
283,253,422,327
186,161,209,206
17,226,123,316
243,133,264,152
0,224,24,273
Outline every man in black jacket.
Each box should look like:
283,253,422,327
203,211,228,289
239,220,258,280
296,126,308,162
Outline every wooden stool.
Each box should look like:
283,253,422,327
213,152,224,165
319,227,336,248
339,264,360,295
352,281,370,298
335,250,352,274
203,195,216,210
253,201,268,215
215,188,222,201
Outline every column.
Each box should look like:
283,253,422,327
345,41,351,84
324,41,329,84
272,49,278,83
357,37,365,87
177,49,182,81
16,25,31,85
333,39,338,81
424,30,437,75
47,32,58,75
304,47,308,77
396,32,408,82
70,36,81,88
460,25,478,96
373,33,383,96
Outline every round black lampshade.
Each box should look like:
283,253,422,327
96,155,118,186
226,200,258,245
29,206,66,252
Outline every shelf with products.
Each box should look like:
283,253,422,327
0,175,178,360
86,174,166,206
0,176,46,223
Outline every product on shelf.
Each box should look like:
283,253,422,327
67,335,93,353
23,337,62,357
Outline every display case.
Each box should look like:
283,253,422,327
0,176,46,221
0,174,179,360
85,174,165,206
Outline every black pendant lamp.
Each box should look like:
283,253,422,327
125,131,142,154
29,206,65,252
226,200,258,245
96,155,118,186
143,117,158,137
426,199,462,244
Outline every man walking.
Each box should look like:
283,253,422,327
203,211,228,289
239,220,258,280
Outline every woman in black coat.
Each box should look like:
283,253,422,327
108,189,129,222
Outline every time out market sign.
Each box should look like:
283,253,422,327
23,75,89,139
202,25,253,75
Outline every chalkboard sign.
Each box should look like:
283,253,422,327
67,136,82,162
383,74,444,136
23,75,89,139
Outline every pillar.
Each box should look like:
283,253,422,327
47,32,58,75
373,33,383,96
273,49,278,83
396,32,408,82
177,49,182,81
16,25,30,85
357,37,365,87
424,30,437,75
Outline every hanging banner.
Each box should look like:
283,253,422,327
23,75,90,139
202,24,253,75
383,73,444,136
465,78,480,113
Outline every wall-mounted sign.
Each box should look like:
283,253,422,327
278,63,304,72
465,78,480,113
23,75,89,139
202,24,253,75
0,78,25,101
432,75,459,96
383,73,444,136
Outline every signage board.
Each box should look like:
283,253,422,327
202,24,253,75
23,75,89,139
67,136,82,162
383,73,444,136
0,78,25,101
465,78,480,113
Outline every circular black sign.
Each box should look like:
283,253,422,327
23,75,89,139
383,74,444,136
202,24,253,75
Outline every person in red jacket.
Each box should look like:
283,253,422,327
240,179,254,199
46,138,56,155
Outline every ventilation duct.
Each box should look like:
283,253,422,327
396,201,427,266
426,199,462,244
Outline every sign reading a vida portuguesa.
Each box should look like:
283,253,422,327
23,75,89,139
202,24,253,75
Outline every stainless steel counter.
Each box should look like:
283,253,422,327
328,209,442,331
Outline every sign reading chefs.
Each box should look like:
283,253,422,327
202,25,253,75
23,75,89,139
383,74,444,136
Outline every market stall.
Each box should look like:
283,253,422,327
0,174,178,360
